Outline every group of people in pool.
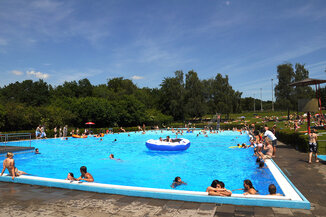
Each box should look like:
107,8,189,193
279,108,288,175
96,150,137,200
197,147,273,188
1,152,282,197
171,177,282,196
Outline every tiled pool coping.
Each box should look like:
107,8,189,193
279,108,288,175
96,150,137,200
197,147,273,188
0,158,310,210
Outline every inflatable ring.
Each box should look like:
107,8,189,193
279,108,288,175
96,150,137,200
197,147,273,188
72,134,88,138
146,138,190,151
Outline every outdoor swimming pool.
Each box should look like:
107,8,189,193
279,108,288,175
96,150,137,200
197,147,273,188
1,130,282,195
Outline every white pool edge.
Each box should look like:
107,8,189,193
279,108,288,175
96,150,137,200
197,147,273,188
0,168,310,209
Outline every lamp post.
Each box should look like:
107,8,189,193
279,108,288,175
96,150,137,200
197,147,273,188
260,88,263,111
253,93,256,112
271,78,274,111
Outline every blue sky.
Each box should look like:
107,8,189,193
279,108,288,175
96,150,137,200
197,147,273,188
0,0,325,100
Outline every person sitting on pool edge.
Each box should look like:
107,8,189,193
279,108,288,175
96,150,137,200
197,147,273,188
268,184,282,196
0,152,27,180
171,176,187,188
77,166,94,182
258,139,273,160
206,180,232,196
66,172,77,181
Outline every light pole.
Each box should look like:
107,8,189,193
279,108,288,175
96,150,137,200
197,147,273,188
260,88,263,111
271,78,274,111
253,93,256,112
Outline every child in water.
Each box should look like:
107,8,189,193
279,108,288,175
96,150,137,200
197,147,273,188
171,176,187,188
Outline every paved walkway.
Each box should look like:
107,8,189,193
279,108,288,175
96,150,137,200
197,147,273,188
0,146,34,154
0,142,325,217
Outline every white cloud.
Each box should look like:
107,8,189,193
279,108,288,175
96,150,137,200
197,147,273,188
225,1,230,6
131,75,144,80
27,70,49,79
11,70,23,75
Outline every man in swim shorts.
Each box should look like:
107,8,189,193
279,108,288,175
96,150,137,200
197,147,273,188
263,125,277,157
308,129,319,164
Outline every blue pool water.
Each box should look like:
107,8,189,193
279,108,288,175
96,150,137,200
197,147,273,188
1,130,283,195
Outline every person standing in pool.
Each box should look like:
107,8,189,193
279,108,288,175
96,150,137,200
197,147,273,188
308,129,319,164
263,125,277,157
77,166,94,182
243,179,257,195
232,179,257,195
268,184,283,196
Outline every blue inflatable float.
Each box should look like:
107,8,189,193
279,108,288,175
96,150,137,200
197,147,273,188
145,138,190,151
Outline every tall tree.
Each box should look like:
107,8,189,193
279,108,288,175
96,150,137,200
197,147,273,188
184,70,206,118
275,63,295,110
160,71,185,121
203,74,242,114
294,63,314,103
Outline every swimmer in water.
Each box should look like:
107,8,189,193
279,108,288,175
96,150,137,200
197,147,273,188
77,166,94,182
109,154,121,161
35,148,40,154
171,176,187,188
66,172,77,181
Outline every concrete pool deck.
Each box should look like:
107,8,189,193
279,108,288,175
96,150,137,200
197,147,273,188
0,146,34,154
0,141,325,216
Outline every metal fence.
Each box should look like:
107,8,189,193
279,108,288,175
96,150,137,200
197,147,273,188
0,133,32,148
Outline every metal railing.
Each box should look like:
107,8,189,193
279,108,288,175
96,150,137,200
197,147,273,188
0,133,32,148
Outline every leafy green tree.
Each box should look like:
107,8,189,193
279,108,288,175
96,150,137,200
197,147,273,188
145,109,173,126
4,103,41,131
70,97,117,127
78,78,93,97
293,63,314,103
52,80,79,98
92,84,114,99
0,104,6,130
107,77,137,96
39,106,77,129
1,80,50,106
159,71,185,121
134,87,160,110
203,74,241,114
184,70,206,118
275,63,295,110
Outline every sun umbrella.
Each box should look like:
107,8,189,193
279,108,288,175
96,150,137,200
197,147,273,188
240,116,246,119
85,122,95,125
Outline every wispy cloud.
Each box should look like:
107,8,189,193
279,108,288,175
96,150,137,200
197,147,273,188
27,70,49,79
11,70,24,76
0,0,112,46
131,75,144,80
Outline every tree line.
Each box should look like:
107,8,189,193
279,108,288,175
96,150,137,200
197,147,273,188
0,65,323,131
